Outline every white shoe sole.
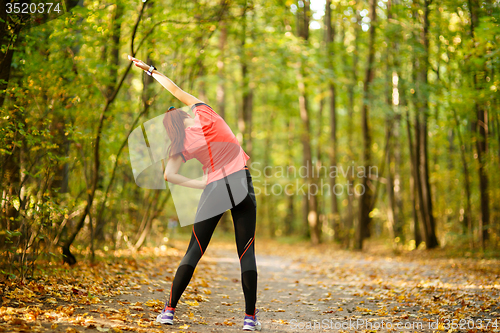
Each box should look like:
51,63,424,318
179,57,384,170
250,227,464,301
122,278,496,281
243,322,262,331
156,315,173,325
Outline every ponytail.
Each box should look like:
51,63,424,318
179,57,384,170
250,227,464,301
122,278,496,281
163,107,189,158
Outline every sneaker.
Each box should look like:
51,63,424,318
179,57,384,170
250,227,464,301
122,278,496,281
243,309,261,331
156,306,175,325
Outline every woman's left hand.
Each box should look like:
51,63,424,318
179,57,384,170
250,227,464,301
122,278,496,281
128,55,149,71
195,174,207,189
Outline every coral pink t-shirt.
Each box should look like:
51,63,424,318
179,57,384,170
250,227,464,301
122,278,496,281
180,103,250,184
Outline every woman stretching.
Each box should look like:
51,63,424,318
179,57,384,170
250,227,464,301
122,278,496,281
128,56,260,331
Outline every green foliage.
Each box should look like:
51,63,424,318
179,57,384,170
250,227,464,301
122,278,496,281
1,0,499,279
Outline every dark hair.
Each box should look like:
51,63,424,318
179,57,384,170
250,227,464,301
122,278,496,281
163,108,190,158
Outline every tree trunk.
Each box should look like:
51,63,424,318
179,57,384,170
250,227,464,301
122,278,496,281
316,98,325,238
284,120,295,236
296,0,320,245
106,3,124,98
468,0,490,249
0,3,24,234
475,102,489,249
298,71,319,244
239,6,253,157
384,0,399,240
325,0,339,240
343,10,360,248
355,0,377,250
217,22,227,119
263,109,276,238
496,113,500,165
0,30,21,107
385,122,397,239
453,109,473,248
417,0,438,249
402,74,422,246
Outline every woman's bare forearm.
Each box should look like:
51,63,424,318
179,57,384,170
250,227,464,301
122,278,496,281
151,70,181,96
165,173,206,189
128,55,199,105
163,155,205,189
151,70,201,106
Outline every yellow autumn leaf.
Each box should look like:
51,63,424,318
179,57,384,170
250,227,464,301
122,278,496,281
185,300,199,306
129,306,143,311
136,319,152,328
144,299,163,307
223,319,236,326
89,297,101,304
179,324,190,329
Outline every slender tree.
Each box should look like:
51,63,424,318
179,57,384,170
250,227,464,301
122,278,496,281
416,0,438,249
296,0,320,244
355,0,377,250
468,0,490,249
325,0,340,240
239,2,254,157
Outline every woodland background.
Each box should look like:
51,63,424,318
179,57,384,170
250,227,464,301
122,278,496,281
1,0,499,279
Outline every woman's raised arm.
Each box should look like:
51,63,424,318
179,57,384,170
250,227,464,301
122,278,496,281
128,55,203,107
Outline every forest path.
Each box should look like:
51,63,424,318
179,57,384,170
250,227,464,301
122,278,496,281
188,242,500,332
2,240,499,333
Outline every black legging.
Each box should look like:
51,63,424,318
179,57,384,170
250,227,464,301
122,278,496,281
167,167,258,315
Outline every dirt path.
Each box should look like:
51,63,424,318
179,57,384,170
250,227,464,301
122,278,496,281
2,240,499,332
169,241,500,332
134,240,499,332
